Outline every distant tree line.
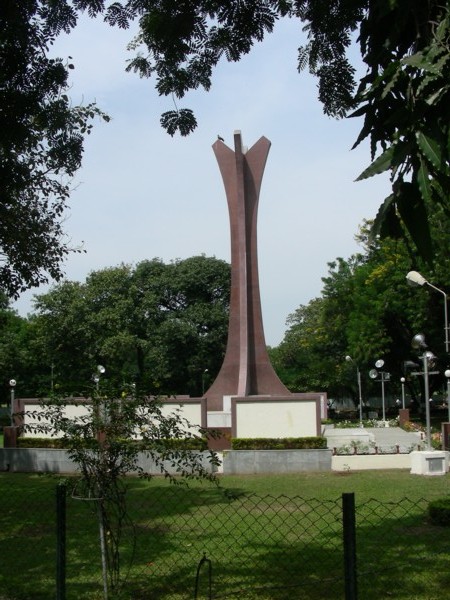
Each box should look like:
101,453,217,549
2,208,450,411
269,202,450,409
0,255,230,399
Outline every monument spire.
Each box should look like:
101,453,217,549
205,131,291,411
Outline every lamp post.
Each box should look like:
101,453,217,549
345,356,363,424
369,360,390,423
202,369,208,396
445,369,450,424
411,334,436,450
406,271,449,353
9,379,16,426
400,377,406,410
93,364,106,391
93,365,106,423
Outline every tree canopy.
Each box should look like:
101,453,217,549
14,255,230,397
2,0,447,297
0,0,108,298
271,209,450,407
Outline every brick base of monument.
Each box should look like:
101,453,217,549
208,428,232,451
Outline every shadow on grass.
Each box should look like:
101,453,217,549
1,475,450,599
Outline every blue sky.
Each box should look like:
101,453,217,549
13,14,391,346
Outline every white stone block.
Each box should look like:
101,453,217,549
410,450,449,476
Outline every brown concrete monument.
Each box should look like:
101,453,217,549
205,131,291,412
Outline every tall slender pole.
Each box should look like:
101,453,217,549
346,356,363,424
446,370,450,423
357,369,363,424
422,353,432,450
447,377,450,424
426,283,449,353
381,374,386,422
401,378,406,410
9,382,15,426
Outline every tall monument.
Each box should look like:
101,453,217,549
205,131,291,411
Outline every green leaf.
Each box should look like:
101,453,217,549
416,131,442,169
160,109,197,136
355,145,395,181
370,194,403,240
416,157,432,203
396,182,433,264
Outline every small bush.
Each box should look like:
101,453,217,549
429,497,450,526
231,437,327,450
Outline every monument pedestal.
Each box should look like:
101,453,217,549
410,450,449,476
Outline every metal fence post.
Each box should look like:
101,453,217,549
56,483,66,600
342,492,357,600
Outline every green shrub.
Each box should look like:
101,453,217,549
16,437,208,451
429,497,450,526
18,437,67,449
231,437,327,450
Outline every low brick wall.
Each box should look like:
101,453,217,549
222,449,332,474
2,448,426,475
0,448,217,475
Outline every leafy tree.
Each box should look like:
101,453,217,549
269,297,349,396
0,299,31,402
5,1,446,292
22,382,219,596
352,3,450,263
29,256,230,396
273,210,450,406
0,0,108,298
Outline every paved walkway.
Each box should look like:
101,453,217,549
367,426,424,452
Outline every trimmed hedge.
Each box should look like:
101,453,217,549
429,497,450,526
231,437,327,450
18,437,67,449
16,437,208,451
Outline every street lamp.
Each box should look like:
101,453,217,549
406,271,449,353
345,356,363,424
93,365,106,423
369,359,390,423
411,334,436,450
400,377,406,410
93,364,106,390
445,369,450,424
202,369,209,396
9,379,16,426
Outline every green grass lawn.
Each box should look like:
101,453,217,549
1,471,450,599
218,469,450,502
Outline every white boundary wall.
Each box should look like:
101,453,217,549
24,403,90,438
234,399,318,438
18,398,205,439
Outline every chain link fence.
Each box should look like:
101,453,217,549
0,475,449,599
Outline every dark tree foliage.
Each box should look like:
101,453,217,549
0,1,108,298
353,2,450,264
